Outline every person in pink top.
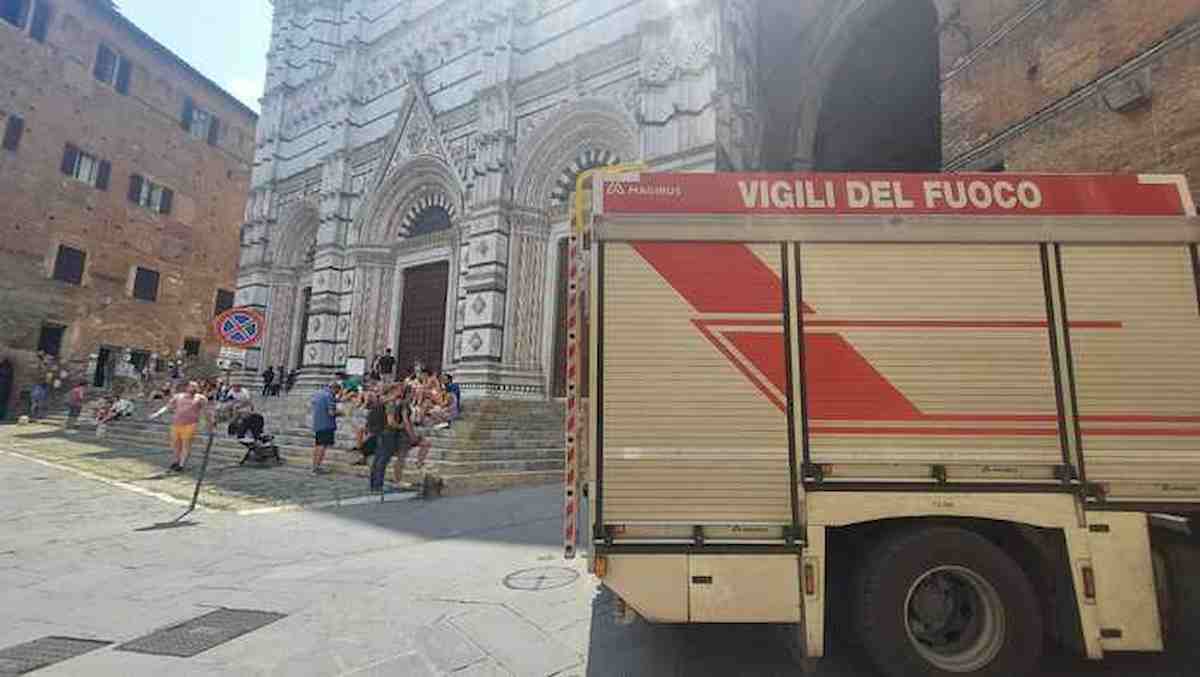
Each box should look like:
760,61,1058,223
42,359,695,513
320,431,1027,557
156,381,209,472
65,382,87,431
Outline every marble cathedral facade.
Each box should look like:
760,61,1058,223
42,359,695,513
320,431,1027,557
235,0,956,398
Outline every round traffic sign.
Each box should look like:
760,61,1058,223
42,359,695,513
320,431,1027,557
214,307,266,348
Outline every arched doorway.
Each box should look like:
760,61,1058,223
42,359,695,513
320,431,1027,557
393,203,455,377
814,1,942,172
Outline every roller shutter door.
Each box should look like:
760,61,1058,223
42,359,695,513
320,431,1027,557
601,242,793,525
1059,245,1200,503
800,244,1064,482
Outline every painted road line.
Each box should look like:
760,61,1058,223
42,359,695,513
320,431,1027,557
0,447,194,509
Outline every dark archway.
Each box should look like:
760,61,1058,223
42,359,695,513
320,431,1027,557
814,1,942,172
407,205,452,238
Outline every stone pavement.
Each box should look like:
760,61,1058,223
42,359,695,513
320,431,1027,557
0,422,379,512
1,446,1196,676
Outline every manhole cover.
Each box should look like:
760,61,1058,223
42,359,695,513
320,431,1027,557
116,608,285,658
503,567,580,591
0,636,111,676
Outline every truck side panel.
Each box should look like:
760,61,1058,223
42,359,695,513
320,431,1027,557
600,242,793,526
1060,245,1200,503
799,244,1065,480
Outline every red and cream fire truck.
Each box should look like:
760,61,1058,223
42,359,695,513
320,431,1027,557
563,171,1200,676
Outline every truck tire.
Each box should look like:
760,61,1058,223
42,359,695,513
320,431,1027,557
1155,533,1200,656
854,526,1043,677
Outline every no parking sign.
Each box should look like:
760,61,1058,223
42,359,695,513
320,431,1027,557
213,307,266,349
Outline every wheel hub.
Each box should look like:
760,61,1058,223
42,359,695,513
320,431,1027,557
904,565,1006,673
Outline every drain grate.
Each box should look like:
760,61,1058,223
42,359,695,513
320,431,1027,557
116,608,285,658
0,636,111,676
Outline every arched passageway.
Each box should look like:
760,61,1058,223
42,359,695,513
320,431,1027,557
814,1,942,172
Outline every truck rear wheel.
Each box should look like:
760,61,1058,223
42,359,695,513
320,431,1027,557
855,527,1042,677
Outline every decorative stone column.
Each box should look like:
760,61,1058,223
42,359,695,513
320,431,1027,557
298,153,354,383
346,247,396,360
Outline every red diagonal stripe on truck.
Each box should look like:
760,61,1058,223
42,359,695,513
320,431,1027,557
630,242,1178,436
633,242,806,313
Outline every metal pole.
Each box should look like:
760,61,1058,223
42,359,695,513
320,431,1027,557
174,429,214,523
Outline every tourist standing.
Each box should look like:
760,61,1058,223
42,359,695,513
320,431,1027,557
261,366,275,397
369,384,419,492
272,366,285,396
157,381,208,472
376,349,396,383
310,380,339,474
29,381,48,420
65,382,87,430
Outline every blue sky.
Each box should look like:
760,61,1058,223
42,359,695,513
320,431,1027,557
117,0,272,112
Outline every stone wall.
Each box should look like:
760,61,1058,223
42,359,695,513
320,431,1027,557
941,0,1200,187
0,0,256,408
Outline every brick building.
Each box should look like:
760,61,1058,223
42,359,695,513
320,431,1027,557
241,0,1197,399
0,0,256,414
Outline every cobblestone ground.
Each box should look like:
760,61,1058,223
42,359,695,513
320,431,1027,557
2,429,1195,676
0,422,377,512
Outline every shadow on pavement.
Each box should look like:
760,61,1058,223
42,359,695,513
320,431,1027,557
3,421,567,553
581,584,1199,677
315,484,562,549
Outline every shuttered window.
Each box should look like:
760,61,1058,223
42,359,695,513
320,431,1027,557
52,245,85,285
182,97,221,146
61,144,109,190
214,289,235,316
132,267,159,302
94,44,132,94
127,173,173,214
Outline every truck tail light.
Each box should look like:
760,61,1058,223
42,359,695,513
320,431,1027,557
1081,564,1096,601
803,561,818,597
594,555,608,578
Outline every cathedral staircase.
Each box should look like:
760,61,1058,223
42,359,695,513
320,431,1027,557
41,393,565,496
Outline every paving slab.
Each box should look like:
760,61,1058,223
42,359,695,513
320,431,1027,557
449,606,581,677
3,449,1198,677
413,619,487,672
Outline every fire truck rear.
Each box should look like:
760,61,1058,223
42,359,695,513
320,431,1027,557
563,171,1200,677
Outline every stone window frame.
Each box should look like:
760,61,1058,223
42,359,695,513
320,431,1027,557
182,97,221,147
61,143,110,190
129,266,160,302
127,173,174,215
49,242,86,286
37,321,66,357
213,288,235,316
93,42,132,95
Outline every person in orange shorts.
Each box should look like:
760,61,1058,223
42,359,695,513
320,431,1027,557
155,381,209,472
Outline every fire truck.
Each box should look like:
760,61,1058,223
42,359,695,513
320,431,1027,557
562,171,1200,676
